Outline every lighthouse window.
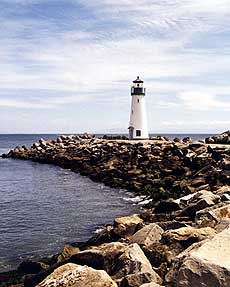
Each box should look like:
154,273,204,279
136,130,141,137
137,99,139,103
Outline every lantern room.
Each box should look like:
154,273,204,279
131,76,146,96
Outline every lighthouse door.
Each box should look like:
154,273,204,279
129,127,134,140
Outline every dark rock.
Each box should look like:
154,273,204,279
205,130,230,145
70,242,127,274
17,260,49,275
154,200,181,213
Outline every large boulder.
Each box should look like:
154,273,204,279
162,226,216,248
113,215,143,238
113,243,162,285
70,242,127,273
176,228,230,287
129,223,164,247
36,263,118,287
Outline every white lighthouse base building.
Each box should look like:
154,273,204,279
128,76,149,140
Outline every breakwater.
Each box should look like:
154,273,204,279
1,131,230,287
3,132,229,203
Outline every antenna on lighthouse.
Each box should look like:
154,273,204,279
128,76,149,140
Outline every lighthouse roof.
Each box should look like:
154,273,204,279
133,76,144,83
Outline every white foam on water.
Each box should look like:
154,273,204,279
123,195,147,203
137,199,152,205
93,227,104,234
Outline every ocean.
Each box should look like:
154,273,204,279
0,134,212,272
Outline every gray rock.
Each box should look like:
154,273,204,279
176,228,230,287
129,223,164,247
113,243,162,285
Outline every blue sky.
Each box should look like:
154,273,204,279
0,0,229,133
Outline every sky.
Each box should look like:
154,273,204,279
0,0,229,134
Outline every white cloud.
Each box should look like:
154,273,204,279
0,98,48,109
0,0,229,132
0,93,93,109
177,91,230,111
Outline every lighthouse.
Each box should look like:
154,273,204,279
128,76,149,140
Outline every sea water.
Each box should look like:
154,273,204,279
0,134,211,272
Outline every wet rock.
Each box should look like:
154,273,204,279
129,223,164,247
17,260,49,275
36,263,118,287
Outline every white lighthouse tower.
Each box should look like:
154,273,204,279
128,76,149,140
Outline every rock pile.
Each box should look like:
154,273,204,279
2,135,230,203
205,130,230,145
1,133,230,287
1,187,230,287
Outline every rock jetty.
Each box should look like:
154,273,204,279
205,130,230,145
1,132,230,287
2,133,230,203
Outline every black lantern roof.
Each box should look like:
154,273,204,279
133,76,144,83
